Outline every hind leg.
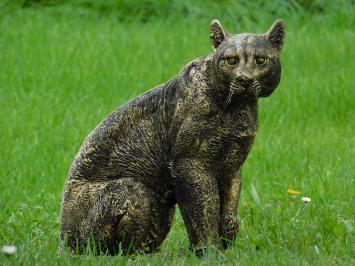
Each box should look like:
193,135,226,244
60,178,174,254
82,178,154,254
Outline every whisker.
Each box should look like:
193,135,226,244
250,81,261,94
223,88,235,111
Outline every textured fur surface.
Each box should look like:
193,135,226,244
60,19,285,255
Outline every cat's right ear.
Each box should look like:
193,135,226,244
210,19,227,50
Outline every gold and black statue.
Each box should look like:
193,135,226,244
60,19,285,255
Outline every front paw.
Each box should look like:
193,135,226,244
220,213,240,248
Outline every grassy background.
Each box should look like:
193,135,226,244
0,0,354,265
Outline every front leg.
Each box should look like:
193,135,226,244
172,158,223,253
219,169,242,248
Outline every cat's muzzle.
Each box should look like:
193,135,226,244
230,78,261,97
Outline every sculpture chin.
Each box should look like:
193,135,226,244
223,86,254,110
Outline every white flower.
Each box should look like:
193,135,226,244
1,245,17,255
301,197,311,203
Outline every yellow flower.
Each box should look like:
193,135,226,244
287,188,302,195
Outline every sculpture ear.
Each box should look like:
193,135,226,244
265,19,285,51
210,19,227,50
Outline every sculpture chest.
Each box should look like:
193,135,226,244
173,101,258,172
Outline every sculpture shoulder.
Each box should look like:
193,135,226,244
176,54,212,89
171,55,215,114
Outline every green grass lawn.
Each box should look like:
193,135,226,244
0,2,354,265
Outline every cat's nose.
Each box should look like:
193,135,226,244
237,76,253,88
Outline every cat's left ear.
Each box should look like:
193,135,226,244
210,19,227,50
265,19,285,51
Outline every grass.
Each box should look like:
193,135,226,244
0,2,354,265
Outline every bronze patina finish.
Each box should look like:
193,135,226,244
60,19,285,255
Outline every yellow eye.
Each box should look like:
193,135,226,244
226,57,238,65
255,57,266,65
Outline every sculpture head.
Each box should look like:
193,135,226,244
209,19,285,103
